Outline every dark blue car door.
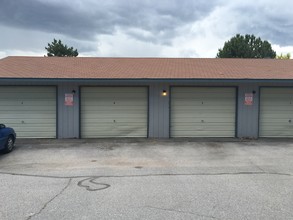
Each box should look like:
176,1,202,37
0,128,6,147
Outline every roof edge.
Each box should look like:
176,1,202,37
1,77,293,82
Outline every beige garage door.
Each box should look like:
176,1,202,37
260,88,293,137
0,86,56,138
81,87,148,138
171,87,236,137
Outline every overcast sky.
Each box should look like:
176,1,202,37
0,0,293,58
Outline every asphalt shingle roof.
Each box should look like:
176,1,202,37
0,56,293,80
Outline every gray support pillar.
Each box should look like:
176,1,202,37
148,83,170,138
57,83,80,138
237,83,259,138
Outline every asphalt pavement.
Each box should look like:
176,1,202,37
0,138,293,220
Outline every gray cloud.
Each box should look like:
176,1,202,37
0,0,114,39
228,1,293,46
0,0,220,44
0,0,292,58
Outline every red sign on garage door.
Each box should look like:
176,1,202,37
65,93,74,106
245,93,253,105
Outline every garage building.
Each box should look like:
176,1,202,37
0,56,293,139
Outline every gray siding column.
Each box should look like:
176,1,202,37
57,83,79,138
237,84,259,138
148,83,170,138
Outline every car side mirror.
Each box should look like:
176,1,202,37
0,124,6,129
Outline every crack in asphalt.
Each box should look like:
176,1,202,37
0,171,292,193
0,171,291,180
2,170,293,218
26,178,72,220
144,205,221,219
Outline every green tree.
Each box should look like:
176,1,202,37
45,39,78,57
276,53,291,59
217,34,276,58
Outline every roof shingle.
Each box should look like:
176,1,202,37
0,56,293,80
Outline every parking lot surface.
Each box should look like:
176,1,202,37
0,139,293,220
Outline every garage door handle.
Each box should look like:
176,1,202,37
289,120,292,123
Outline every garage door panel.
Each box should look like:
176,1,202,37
0,92,56,99
82,118,147,123
0,86,54,92
82,114,146,118
172,104,235,109
261,95,293,99
259,130,293,137
171,87,236,137
6,122,56,128
261,90,293,94
82,107,147,112
82,126,147,138
84,133,146,138
262,102,293,108
172,125,235,131
15,127,56,132
172,131,235,137
1,119,55,124
81,99,147,105
83,105,147,110
261,118,293,123
261,100,293,106
81,87,148,138
260,124,293,130
0,113,56,119
82,126,147,132
0,100,56,106
84,92,144,100
261,113,293,118
82,113,147,118
173,87,234,92
172,96,235,101
173,111,235,116
82,94,146,99
19,131,56,138
0,105,56,111
172,117,235,123
173,112,235,117
83,122,146,127
0,86,56,138
172,112,235,117
260,88,293,137
260,88,293,94
82,87,145,92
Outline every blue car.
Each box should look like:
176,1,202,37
0,124,16,153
